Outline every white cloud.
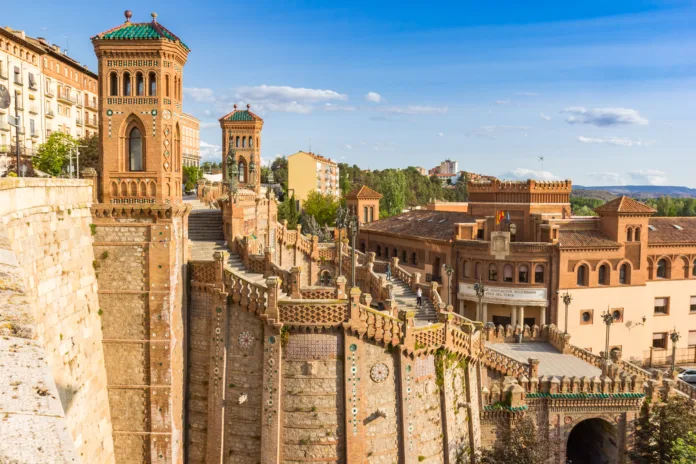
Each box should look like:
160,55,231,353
200,121,219,129
203,109,211,116
234,85,348,114
380,105,448,115
562,107,649,127
517,92,539,97
466,125,530,138
627,169,668,185
343,144,353,150
500,168,558,181
438,132,444,137
585,172,626,185
184,87,215,102
577,136,653,147
540,113,551,121
199,141,222,161
324,103,357,112
495,99,511,105
365,92,383,103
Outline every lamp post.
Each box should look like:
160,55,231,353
601,310,614,360
227,140,239,199
442,263,454,306
348,211,358,288
249,158,257,190
335,206,349,278
670,328,681,373
558,290,573,334
474,279,486,322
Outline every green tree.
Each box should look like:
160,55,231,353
278,194,300,228
631,396,696,463
672,431,696,464
574,205,597,216
302,190,339,226
201,161,212,172
77,134,99,170
479,415,551,464
379,169,407,218
183,165,202,192
270,156,288,191
33,132,77,176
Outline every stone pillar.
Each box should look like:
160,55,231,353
265,276,280,322
310,235,320,284
396,346,418,463
264,246,273,278
459,300,465,316
213,250,227,290
81,167,99,202
540,306,547,326
294,225,302,266
511,305,518,328
205,292,230,462
260,324,283,464
411,272,421,292
482,302,488,323
518,306,525,330
335,275,347,299
528,358,540,379
289,266,302,299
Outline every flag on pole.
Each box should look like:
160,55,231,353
496,210,505,225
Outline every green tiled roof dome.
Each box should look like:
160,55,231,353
219,104,264,122
92,11,189,51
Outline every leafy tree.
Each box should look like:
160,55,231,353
278,193,300,228
201,161,212,172
574,205,597,216
302,190,339,226
671,431,696,464
76,134,99,170
183,165,202,192
270,156,288,191
33,132,77,176
479,415,551,464
631,396,696,463
379,169,407,218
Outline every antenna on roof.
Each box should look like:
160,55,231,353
538,156,545,171
309,138,312,153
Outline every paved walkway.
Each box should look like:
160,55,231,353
376,272,437,326
488,342,601,378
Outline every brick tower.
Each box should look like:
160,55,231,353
219,104,264,194
92,10,190,204
88,11,191,463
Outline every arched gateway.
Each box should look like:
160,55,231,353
566,417,618,464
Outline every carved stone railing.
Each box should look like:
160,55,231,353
412,324,446,353
674,378,696,399
278,299,347,329
568,345,604,369
271,262,291,294
247,254,265,274
347,302,403,347
547,324,571,354
224,267,269,315
482,347,530,379
618,359,652,381
299,287,336,300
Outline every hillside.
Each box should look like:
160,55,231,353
573,185,696,199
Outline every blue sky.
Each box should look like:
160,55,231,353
12,0,696,186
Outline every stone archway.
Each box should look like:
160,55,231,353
566,417,618,464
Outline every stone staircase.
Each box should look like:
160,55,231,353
377,273,437,326
188,209,224,242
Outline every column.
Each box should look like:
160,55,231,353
459,300,465,316
511,305,518,328
540,306,547,326
482,303,488,324
518,306,525,329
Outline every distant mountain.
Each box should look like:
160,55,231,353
573,185,696,199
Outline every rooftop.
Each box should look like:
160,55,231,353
92,11,189,51
648,217,696,244
346,185,382,199
361,210,477,241
557,229,620,249
289,151,337,166
594,196,656,215
489,342,601,379
219,104,263,122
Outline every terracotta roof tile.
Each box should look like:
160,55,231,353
219,108,263,122
648,218,696,244
346,185,382,199
361,210,476,241
558,230,620,248
594,196,656,214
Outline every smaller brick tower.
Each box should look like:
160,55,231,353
219,104,264,194
346,185,382,224
92,10,190,204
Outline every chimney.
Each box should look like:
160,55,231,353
53,45,61,53
37,37,48,45
63,50,68,56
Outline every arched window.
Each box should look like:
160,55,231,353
236,136,240,148
364,206,369,223
412,252,417,265
577,265,588,286
376,245,381,257
692,259,696,277
242,137,246,148
402,250,407,263
123,72,131,96
249,137,254,147
635,228,641,241
462,260,470,278
109,72,118,96
518,265,529,283
369,207,374,222
174,124,181,173
165,75,170,97
148,72,157,96
657,259,667,278
488,263,497,281
321,271,332,286
534,264,544,283
393,248,397,260
503,264,513,282
598,264,608,285
474,262,482,280
626,228,633,242
619,264,629,284
128,127,143,171
238,160,246,183
136,72,144,96
384,248,389,259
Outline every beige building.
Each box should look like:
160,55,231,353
181,112,200,167
0,27,98,175
287,150,339,206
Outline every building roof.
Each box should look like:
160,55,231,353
346,185,382,200
92,13,189,51
219,105,263,122
288,151,337,166
558,229,621,249
648,218,696,244
594,196,656,215
361,210,476,242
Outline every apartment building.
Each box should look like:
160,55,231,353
0,27,98,162
287,150,340,206
181,112,200,167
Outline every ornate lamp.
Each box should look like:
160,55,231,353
670,328,681,372
227,145,239,197
474,279,486,321
601,310,614,360
442,263,454,306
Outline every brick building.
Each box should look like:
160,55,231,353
181,112,200,167
346,184,382,224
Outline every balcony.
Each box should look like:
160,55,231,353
0,121,9,131
30,130,39,139
13,76,23,86
28,81,38,91
57,91,76,105
76,118,84,126
45,86,55,97
0,68,7,80
76,97,83,107
15,101,23,111
85,100,97,111
85,117,98,128
28,105,38,115
45,109,55,118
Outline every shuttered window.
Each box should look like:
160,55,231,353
688,331,696,347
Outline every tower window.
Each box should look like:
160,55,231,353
123,72,131,96
128,127,143,171
136,72,144,96
165,75,170,97
109,72,118,96
238,160,246,183
656,259,668,279
619,264,629,284
148,72,157,96
598,264,608,285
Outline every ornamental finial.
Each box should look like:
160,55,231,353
124,10,133,22
151,12,158,23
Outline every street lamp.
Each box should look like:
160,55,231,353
442,263,454,306
227,142,239,198
670,328,681,373
249,158,257,190
474,279,486,322
557,290,573,334
601,310,614,361
335,205,349,278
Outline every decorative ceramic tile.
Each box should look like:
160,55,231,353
415,355,435,379
284,333,341,360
